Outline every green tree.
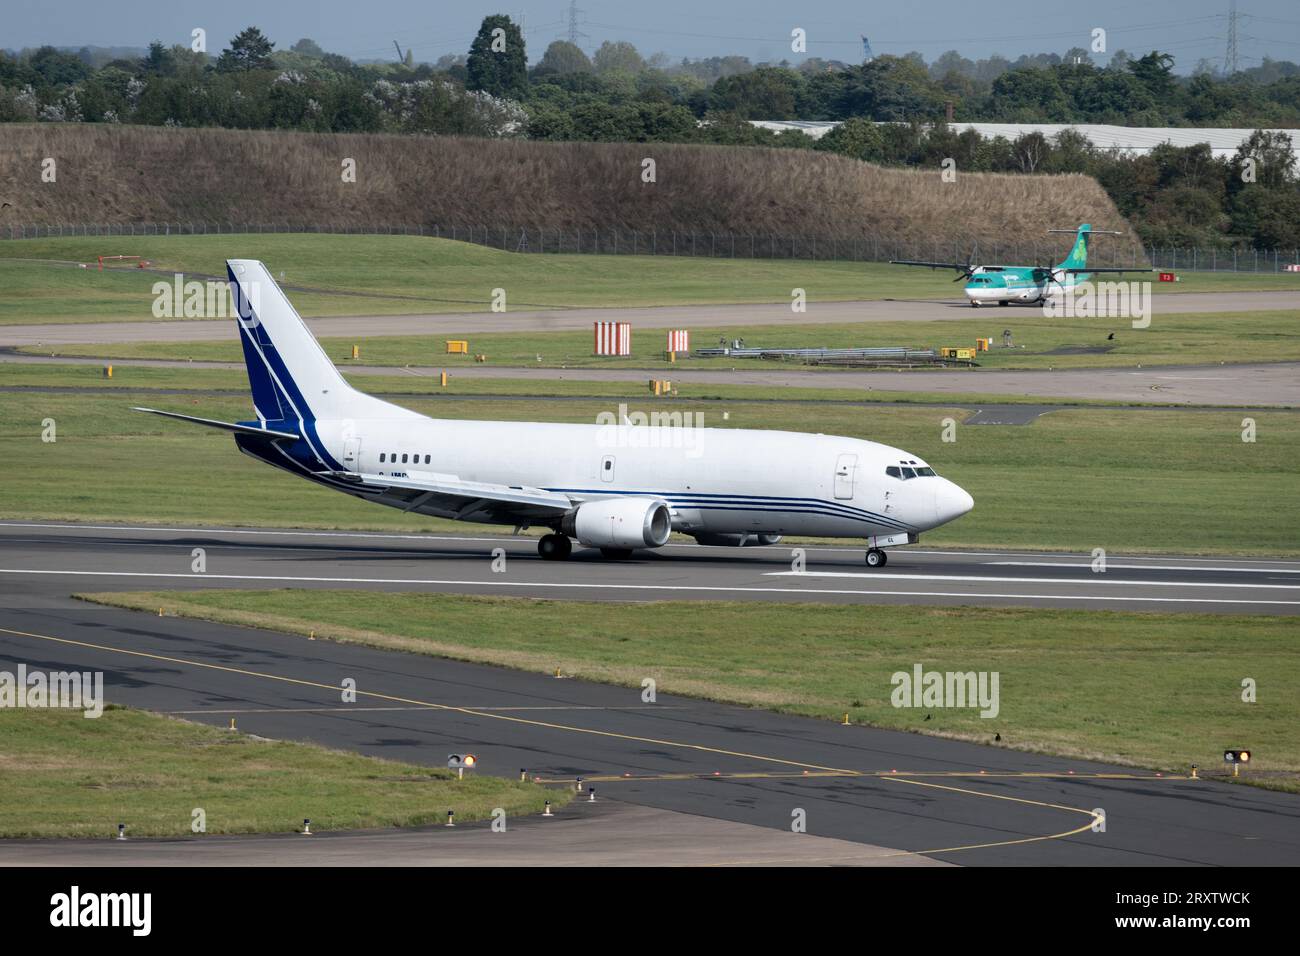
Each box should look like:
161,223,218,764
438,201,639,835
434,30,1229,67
1128,51,1176,101
1232,129,1296,189
1231,186,1300,248
593,40,644,75
29,46,90,86
709,67,802,119
290,38,325,58
991,68,1070,120
140,41,175,76
815,117,885,162
216,27,276,73
466,15,527,98
535,40,591,76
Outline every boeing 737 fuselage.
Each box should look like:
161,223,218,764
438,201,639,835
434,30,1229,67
137,260,973,566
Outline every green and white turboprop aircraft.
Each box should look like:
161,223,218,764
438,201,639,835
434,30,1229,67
891,224,1152,308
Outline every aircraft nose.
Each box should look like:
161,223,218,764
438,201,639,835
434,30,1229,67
934,479,974,525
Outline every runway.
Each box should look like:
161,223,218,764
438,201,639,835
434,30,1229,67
2,521,1298,613
3,290,1296,346
0,583,1296,866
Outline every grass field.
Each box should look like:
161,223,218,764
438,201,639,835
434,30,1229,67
0,705,563,838
2,387,1296,554
2,360,1132,406
1,234,1295,325
76,591,1300,792
22,309,1300,372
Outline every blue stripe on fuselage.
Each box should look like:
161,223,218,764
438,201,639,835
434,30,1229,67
228,264,344,471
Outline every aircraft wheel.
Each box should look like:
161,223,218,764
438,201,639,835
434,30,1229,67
865,548,887,568
600,547,634,559
998,300,1009,307
538,533,572,560
969,300,979,308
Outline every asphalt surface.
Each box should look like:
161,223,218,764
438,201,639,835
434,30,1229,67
1,564,1297,866
0,802,946,867
3,290,1296,346
6,353,1296,406
2,522,1298,614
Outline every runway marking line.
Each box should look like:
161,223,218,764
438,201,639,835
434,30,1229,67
0,623,859,775
7,521,1300,566
768,570,1300,590
2,567,1297,607
538,771,1183,784
167,705,684,715
0,622,1145,859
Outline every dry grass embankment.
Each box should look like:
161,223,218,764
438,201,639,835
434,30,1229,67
0,124,1139,248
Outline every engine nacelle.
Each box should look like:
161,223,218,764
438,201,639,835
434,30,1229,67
564,497,672,550
692,533,783,547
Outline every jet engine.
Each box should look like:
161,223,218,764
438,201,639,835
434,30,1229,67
563,497,673,550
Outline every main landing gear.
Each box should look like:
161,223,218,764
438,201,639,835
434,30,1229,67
538,533,572,560
865,548,888,568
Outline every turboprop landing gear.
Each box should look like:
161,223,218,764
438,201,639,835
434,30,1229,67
538,533,572,560
865,548,888,568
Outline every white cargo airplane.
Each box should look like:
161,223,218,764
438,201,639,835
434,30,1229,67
136,260,973,567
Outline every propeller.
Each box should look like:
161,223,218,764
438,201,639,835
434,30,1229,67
953,245,978,282
1036,262,1066,298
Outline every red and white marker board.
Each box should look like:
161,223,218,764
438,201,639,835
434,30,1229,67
594,321,631,356
666,330,690,352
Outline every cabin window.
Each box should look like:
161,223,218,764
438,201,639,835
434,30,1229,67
401,454,408,463
424,455,431,464
379,453,386,463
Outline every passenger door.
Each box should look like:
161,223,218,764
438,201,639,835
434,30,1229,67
833,454,857,500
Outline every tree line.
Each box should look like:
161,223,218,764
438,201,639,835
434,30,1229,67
2,20,1297,248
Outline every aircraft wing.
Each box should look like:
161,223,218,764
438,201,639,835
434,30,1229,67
337,470,577,522
889,259,969,270
1061,267,1156,274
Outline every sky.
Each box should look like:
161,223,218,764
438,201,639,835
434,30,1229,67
5,0,1299,72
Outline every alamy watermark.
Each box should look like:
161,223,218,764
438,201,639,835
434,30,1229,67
1,665,104,718
1043,280,1152,329
595,403,706,458
890,664,999,718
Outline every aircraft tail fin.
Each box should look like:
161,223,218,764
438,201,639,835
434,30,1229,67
226,259,356,426
1055,224,1091,271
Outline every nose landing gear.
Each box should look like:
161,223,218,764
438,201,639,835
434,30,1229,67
865,548,888,568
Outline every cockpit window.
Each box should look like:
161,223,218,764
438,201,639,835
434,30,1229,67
888,463,937,479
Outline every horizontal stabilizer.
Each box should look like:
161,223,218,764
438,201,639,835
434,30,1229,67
132,407,300,440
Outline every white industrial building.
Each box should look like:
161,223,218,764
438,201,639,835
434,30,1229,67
749,121,1300,161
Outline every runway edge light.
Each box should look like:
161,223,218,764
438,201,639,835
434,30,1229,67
1224,749,1251,777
